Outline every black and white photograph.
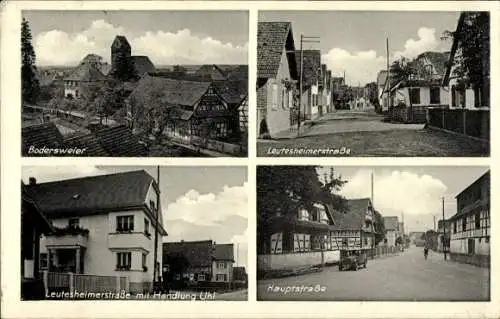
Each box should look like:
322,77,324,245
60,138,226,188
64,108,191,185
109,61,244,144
21,11,248,157
21,166,248,300
257,165,490,301
257,11,490,157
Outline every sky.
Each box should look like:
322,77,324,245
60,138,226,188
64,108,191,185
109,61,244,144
23,10,249,66
259,11,461,86
22,166,249,269
318,166,489,233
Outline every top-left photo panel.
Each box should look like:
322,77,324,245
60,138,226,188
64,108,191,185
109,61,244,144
21,10,249,157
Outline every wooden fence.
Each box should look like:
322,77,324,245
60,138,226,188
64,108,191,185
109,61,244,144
427,108,490,140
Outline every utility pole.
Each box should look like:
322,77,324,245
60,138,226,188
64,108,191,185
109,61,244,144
442,196,447,260
297,34,320,137
386,37,391,109
153,166,160,286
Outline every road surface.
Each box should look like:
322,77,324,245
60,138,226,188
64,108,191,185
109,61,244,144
258,247,490,301
216,289,248,301
257,110,489,157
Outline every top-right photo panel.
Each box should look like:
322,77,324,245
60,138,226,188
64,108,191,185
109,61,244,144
257,11,490,157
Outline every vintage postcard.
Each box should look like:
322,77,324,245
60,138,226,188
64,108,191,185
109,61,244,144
21,10,249,157
257,165,490,301
256,11,490,157
21,165,248,301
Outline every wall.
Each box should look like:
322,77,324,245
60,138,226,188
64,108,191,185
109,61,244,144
212,260,233,282
386,230,396,247
261,46,293,137
393,87,449,107
257,251,323,271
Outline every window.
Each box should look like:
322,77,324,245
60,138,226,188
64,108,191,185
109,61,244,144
462,218,467,232
68,218,79,228
144,218,150,237
142,253,147,271
475,213,481,229
451,85,457,107
217,261,226,269
198,274,206,281
116,252,131,270
215,122,227,137
150,200,156,213
298,207,310,221
430,87,441,104
467,238,475,255
453,222,457,234
271,83,278,110
116,215,134,232
40,253,48,270
281,87,286,109
216,274,227,282
409,88,421,104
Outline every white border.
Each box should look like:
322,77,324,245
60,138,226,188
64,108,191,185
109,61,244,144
2,1,500,318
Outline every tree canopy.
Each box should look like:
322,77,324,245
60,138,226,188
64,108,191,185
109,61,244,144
257,166,348,226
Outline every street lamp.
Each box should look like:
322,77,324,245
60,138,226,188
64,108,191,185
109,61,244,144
297,34,320,137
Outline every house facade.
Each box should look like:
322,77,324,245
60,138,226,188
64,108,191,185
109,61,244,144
257,22,298,137
127,74,233,144
383,216,399,247
21,181,54,300
449,170,490,267
212,244,234,282
63,63,107,99
163,240,215,283
25,170,167,293
257,201,340,272
442,13,490,110
297,50,321,121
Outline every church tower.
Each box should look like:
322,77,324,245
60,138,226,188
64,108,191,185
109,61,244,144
111,35,132,72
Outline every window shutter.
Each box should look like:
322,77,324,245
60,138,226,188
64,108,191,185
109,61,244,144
271,84,278,110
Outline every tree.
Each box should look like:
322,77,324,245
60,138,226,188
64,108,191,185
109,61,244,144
390,57,417,108
110,55,138,82
373,210,386,245
21,18,40,104
395,236,403,246
442,12,490,106
257,166,348,253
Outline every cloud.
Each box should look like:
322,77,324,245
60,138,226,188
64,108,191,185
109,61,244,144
34,20,247,66
322,27,441,86
322,48,386,86
393,27,439,60
21,166,108,183
163,182,248,227
339,169,448,218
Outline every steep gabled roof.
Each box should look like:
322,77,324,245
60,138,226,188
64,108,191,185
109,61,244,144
195,64,227,81
24,170,156,218
212,79,248,108
331,198,372,231
64,63,107,82
297,50,321,88
443,13,466,86
214,244,234,261
163,240,215,268
93,125,148,157
131,56,156,76
112,35,131,52
384,216,399,231
22,182,55,234
257,22,297,80
22,122,64,155
128,74,211,108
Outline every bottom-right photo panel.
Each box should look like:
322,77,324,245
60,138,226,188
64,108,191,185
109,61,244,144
257,165,490,301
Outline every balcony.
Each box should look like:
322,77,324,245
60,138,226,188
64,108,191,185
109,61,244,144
45,226,89,248
108,231,150,250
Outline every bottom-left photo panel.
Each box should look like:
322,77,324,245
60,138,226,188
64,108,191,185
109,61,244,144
21,165,248,301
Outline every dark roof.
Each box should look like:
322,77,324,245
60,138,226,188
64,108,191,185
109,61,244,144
163,240,215,268
63,134,109,157
64,64,106,82
224,65,248,80
112,35,131,51
93,125,148,157
214,244,234,261
195,64,227,81
22,182,54,233
22,122,64,155
384,216,399,230
443,13,466,86
257,22,297,80
455,170,490,199
24,170,156,217
331,198,373,231
297,50,321,87
128,74,211,108
212,79,248,108
131,56,156,76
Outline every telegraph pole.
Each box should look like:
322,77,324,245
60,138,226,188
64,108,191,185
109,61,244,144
297,34,320,137
442,196,447,260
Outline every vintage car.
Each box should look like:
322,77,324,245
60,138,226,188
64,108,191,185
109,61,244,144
338,249,367,271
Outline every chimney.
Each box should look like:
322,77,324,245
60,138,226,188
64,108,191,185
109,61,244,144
29,177,37,185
